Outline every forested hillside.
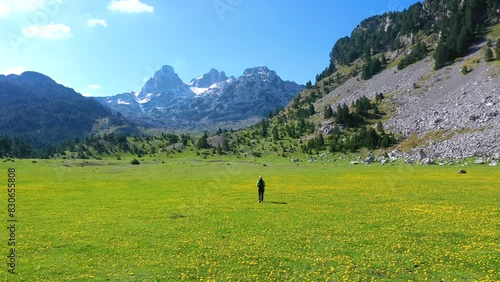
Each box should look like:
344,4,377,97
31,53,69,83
316,0,499,81
0,72,133,153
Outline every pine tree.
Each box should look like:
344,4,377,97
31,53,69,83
197,132,210,149
222,139,230,151
260,119,269,137
485,47,493,62
317,134,325,150
324,105,334,119
434,42,448,70
216,144,223,155
308,104,315,116
272,127,279,141
376,121,384,133
456,27,470,56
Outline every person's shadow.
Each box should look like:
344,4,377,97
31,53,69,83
268,201,287,204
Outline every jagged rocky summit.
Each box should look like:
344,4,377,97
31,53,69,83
97,65,304,130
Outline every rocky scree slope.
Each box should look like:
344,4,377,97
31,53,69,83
318,44,499,160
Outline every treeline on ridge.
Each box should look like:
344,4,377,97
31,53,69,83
317,0,499,81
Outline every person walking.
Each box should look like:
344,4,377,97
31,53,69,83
256,176,265,203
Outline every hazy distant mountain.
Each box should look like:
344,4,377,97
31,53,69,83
190,67,306,122
97,66,304,130
0,71,134,148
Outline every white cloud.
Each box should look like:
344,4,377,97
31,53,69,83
87,84,102,90
2,66,26,75
0,0,62,17
13,0,45,12
87,18,108,27
0,3,11,17
81,93,94,97
108,0,153,14
22,23,71,40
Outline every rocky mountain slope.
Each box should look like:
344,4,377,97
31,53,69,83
97,66,304,130
316,40,499,159
278,0,500,160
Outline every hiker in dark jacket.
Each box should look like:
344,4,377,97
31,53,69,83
256,176,265,203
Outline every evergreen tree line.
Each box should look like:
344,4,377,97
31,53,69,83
301,94,395,154
0,136,34,158
196,132,231,155
301,123,396,154
398,40,429,70
432,0,496,69
316,0,498,81
329,2,428,68
361,56,384,80
323,95,383,127
47,132,193,159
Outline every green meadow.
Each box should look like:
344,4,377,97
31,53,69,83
1,157,499,281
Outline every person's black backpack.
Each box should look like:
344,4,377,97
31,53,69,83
258,179,264,189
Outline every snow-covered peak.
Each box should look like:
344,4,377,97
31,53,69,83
188,68,228,88
190,75,238,96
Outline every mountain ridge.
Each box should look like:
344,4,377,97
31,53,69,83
0,71,137,150
97,65,304,130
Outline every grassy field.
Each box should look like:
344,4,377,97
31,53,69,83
1,157,499,281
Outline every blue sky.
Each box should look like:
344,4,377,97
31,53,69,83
0,0,418,97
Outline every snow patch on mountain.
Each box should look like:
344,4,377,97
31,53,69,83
137,93,153,104
190,87,209,95
117,99,130,105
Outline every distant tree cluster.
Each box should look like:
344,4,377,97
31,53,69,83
0,136,33,158
433,0,497,69
301,124,396,154
324,105,334,119
330,2,427,67
296,94,395,154
316,0,498,76
37,132,192,159
291,91,322,110
315,64,337,83
398,40,428,70
332,96,379,126
361,57,383,80
327,125,396,153
196,132,210,149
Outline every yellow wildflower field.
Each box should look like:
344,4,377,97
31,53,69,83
1,159,498,281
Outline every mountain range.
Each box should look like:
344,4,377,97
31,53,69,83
0,65,303,149
96,66,304,130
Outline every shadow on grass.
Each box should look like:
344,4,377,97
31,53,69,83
268,201,288,205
